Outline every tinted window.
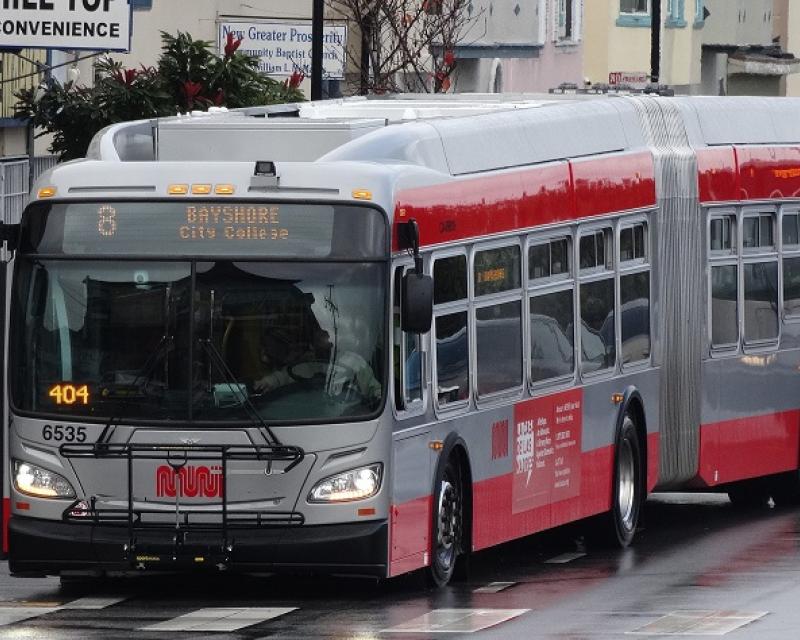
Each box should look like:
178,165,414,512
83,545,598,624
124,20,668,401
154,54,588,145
529,238,570,280
580,278,615,372
474,246,521,296
744,262,778,342
620,272,650,363
433,255,467,304
710,216,734,252
743,214,774,250
711,265,738,346
783,214,800,247
476,302,522,396
784,256,800,317
530,290,574,382
620,223,646,262
580,230,611,270
435,311,469,406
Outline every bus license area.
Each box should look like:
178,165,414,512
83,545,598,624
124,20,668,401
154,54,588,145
179,205,290,241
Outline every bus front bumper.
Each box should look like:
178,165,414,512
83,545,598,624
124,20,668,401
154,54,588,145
8,516,388,578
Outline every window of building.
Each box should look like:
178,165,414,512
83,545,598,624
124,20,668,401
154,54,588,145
556,0,582,42
131,0,152,9
473,245,523,397
694,0,706,27
666,0,686,27
618,0,651,26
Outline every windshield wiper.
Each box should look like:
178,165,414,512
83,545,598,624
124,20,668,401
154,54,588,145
99,334,174,440
199,338,282,447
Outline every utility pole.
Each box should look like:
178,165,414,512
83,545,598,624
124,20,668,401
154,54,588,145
311,0,324,100
650,0,661,83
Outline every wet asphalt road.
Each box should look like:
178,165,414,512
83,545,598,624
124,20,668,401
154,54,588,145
0,493,798,638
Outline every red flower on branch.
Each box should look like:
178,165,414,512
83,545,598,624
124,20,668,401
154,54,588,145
112,68,138,87
224,32,243,57
443,49,456,67
181,80,205,108
285,70,305,89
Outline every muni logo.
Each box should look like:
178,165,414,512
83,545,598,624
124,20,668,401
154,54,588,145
155,465,223,498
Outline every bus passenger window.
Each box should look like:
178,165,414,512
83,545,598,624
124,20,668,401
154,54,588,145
743,213,774,250
474,246,521,296
620,272,650,363
476,301,522,396
580,279,615,372
784,257,800,317
783,214,800,247
710,215,735,252
530,290,574,382
711,265,738,347
579,230,611,270
435,312,469,406
434,255,467,303
744,262,778,343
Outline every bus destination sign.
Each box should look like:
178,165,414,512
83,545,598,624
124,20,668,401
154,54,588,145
53,201,337,257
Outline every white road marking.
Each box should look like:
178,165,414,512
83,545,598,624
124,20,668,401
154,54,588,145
62,596,128,609
473,582,516,593
140,607,297,632
544,551,586,564
0,606,62,626
626,610,768,636
382,608,529,633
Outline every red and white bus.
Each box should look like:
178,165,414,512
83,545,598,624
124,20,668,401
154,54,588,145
4,95,800,585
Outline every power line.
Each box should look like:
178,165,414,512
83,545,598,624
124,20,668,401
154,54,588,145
0,50,104,86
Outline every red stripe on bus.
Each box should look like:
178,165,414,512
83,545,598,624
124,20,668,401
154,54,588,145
389,495,431,577
736,146,800,202
697,147,739,203
697,409,800,487
393,152,656,250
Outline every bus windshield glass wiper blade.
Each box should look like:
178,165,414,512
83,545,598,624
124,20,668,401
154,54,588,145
199,338,282,446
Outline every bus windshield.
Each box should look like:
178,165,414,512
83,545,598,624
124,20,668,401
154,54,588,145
11,200,387,424
12,258,385,423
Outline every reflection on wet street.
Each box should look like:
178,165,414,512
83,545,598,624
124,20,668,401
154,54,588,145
1,493,800,638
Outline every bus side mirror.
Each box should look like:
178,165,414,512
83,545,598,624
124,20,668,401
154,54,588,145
397,218,432,333
401,271,433,334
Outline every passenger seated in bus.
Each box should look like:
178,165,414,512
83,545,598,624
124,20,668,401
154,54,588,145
254,329,381,402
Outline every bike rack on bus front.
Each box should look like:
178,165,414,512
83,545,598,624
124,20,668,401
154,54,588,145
59,442,306,569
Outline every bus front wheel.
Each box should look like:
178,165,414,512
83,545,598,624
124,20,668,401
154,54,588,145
428,457,464,587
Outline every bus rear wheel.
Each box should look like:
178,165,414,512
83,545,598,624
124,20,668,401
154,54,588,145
428,457,464,587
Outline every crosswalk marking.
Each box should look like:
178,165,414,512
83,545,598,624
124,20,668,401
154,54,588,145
473,582,516,593
0,606,62,627
382,608,529,633
62,597,128,610
140,607,297,632
627,610,768,636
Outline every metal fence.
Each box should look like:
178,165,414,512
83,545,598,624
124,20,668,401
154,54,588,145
0,155,58,224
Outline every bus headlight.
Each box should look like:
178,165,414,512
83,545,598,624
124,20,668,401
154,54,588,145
13,460,76,499
308,464,382,503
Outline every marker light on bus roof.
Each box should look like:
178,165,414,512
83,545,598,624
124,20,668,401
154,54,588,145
352,189,373,200
192,184,212,195
215,184,236,195
168,184,189,195
37,187,57,199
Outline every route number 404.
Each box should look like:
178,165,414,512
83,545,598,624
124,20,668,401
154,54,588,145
42,424,87,442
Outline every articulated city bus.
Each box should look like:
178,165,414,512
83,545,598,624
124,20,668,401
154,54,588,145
4,94,800,586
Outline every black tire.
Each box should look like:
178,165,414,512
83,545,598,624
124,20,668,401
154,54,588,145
594,413,643,548
727,480,771,508
427,457,464,588
769,472,800,507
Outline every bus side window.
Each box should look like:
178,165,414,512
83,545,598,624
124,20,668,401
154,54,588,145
743,212,778,344
579,228,615,372
783,212,800,318
433,254,469,408
709,213,738,349
619,222,651,364
393,266,424,413
529,236,575,384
